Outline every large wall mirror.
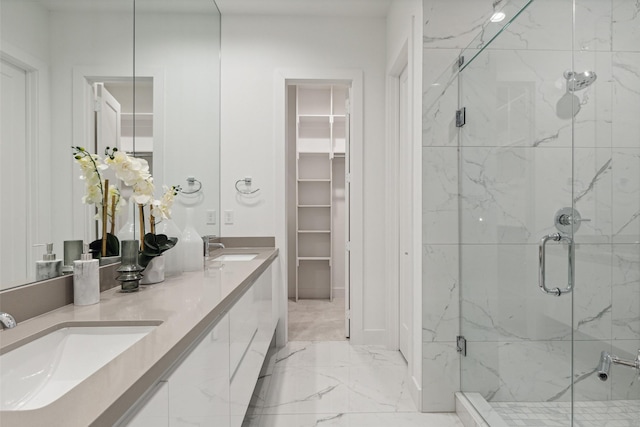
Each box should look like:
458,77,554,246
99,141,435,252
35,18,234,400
0,0,221,291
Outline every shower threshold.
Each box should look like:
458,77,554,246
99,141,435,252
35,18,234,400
456,392,640,427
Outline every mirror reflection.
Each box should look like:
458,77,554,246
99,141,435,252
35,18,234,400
0,0,220,291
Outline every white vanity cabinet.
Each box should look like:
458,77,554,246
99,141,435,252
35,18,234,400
230,265,273,427
124,314,230,427
121,263,275,427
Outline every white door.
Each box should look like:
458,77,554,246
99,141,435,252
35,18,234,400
398,65,411,360
93,83,122,230
0,59,29,288
94,82,121,167
344,91,351,338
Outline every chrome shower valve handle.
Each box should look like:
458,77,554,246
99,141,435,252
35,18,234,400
538,232,575,296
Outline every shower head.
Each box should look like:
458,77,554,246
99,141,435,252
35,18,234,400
564,70,597,92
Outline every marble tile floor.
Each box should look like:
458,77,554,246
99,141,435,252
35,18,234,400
288,297,347,342
243,341,464,427
491,400,640,427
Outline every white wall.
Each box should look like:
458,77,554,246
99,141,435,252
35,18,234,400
220,14,388,342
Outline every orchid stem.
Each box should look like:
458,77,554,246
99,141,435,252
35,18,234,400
138,204,145,251
102,179,109,257
110,195,116,235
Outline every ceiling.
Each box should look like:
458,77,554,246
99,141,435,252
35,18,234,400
23,0,392,16
214,0,393,17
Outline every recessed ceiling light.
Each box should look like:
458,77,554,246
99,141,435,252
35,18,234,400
490,12,506,23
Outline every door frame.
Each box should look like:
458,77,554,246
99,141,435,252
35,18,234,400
0,44,49,284
397,62,411,360
386,42,410,352
274,69,364,345
386,27,423,408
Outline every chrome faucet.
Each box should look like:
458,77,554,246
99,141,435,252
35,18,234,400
0,312,17,329
202,235,225,257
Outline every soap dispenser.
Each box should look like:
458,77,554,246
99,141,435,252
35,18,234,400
73,243,100,306
35,243,63,281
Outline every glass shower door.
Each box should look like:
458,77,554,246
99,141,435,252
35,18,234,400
457,1,578,423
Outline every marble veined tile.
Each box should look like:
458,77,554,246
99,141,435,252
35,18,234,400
612,244,640,340
612,0,640,52
459,146,573,244
422,148,459,244
612,149,640,243
493,0,573,51
252,412,464,427
611,339,640,400
422,245,459,342
262,364,415,415
460,50,574,149
462,341,573,402
422,75,458,148
612,53,640,149
460,244,572,342
272,341,405,370
572,148,613,244
422,342,460,412
423,0,494,49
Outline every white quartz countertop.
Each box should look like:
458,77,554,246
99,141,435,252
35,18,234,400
0,247,278,427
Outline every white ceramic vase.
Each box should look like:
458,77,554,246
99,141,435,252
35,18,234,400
140,255,165,285
155,218,183,277
182,207,203,272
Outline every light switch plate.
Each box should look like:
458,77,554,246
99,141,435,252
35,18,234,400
206,209,216,225
224,210,234,225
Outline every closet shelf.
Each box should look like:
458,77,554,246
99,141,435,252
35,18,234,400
295,84,348,302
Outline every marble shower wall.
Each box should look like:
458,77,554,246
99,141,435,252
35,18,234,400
422,0,640,412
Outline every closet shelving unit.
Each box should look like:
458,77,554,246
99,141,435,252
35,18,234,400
295,85,347,301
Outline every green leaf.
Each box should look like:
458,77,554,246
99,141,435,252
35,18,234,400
138,253,155,269
88,233,120,258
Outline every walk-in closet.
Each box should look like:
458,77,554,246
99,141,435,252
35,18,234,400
286,83,349,340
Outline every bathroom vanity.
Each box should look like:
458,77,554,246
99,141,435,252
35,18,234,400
0,248,278,427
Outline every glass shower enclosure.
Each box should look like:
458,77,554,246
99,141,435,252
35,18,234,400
424,0,640,425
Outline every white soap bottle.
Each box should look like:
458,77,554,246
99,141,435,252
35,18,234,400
35,243,63,281
73,243,100,306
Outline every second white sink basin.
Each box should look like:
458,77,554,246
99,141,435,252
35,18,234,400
212,253,258,261
0,324,156,411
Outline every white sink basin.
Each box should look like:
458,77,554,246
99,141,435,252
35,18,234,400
0,324,156,411
212,253,258,261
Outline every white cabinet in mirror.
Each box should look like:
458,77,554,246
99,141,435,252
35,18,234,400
0,0,221,291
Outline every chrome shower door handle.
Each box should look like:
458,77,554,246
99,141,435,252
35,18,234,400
538,232,574,296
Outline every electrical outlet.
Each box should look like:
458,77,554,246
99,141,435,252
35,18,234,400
224,210,234,225
206,209,216,225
